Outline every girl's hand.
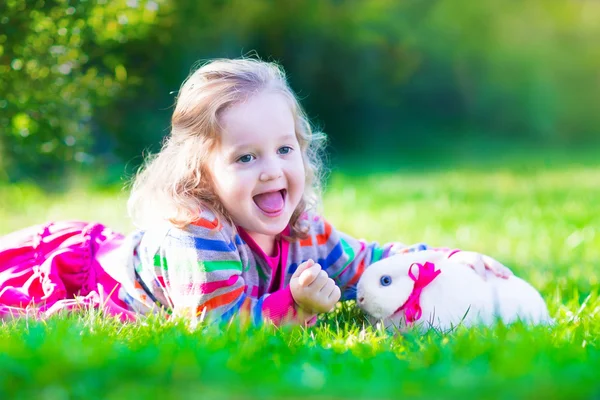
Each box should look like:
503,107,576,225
448,250,513,280
290,259,341,314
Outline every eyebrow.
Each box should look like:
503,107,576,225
277,133,297,143
228,133,297,154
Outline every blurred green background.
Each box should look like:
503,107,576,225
1,0,600,182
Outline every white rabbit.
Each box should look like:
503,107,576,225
356,250,552,332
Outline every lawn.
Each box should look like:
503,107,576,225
1,148,599,399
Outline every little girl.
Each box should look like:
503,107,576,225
0,58,511,325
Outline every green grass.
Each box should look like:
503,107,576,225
1,151,599,399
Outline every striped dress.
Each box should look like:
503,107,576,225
112,210,430,325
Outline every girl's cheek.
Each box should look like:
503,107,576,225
238,167,259,180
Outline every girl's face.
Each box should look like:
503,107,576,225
209,91,306,252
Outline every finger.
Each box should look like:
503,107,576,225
319,278,336,295
293,259,315,278
328,284,341,303
308,270,329,290
454,251,486,278
470,255,488,281
298,264,322,286
483,255,513,278
325,286,342,313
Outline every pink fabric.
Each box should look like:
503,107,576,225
395,261,442,324
236,225,291,293
262,286,318,327
199,275,240,294
0,221,136,321
236,225,314,325
261,285,297,324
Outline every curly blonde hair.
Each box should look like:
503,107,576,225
127,58,327,238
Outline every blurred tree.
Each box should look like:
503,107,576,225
0,0,163,181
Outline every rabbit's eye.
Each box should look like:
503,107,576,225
380,275,392,286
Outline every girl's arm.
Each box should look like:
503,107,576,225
133,219,308,326
295,216,509,299
295,215,445,300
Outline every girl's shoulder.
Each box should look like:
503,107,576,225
139,209,234,244
172,208,235,239
303,211,329,226
297,211,333,238
137,209,238,258
188,208,223,231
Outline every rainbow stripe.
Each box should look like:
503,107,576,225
197,285,246,314
154,255,243,273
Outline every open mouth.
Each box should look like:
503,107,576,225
253,189,287,216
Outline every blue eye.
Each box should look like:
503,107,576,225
237,154,255,163
380,275,392,286
278,146,292,155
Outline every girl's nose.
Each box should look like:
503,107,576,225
259,160,283,182
259,171,281,181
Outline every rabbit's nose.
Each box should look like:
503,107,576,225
358,297,365,303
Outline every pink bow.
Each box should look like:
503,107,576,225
395,261,442,324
